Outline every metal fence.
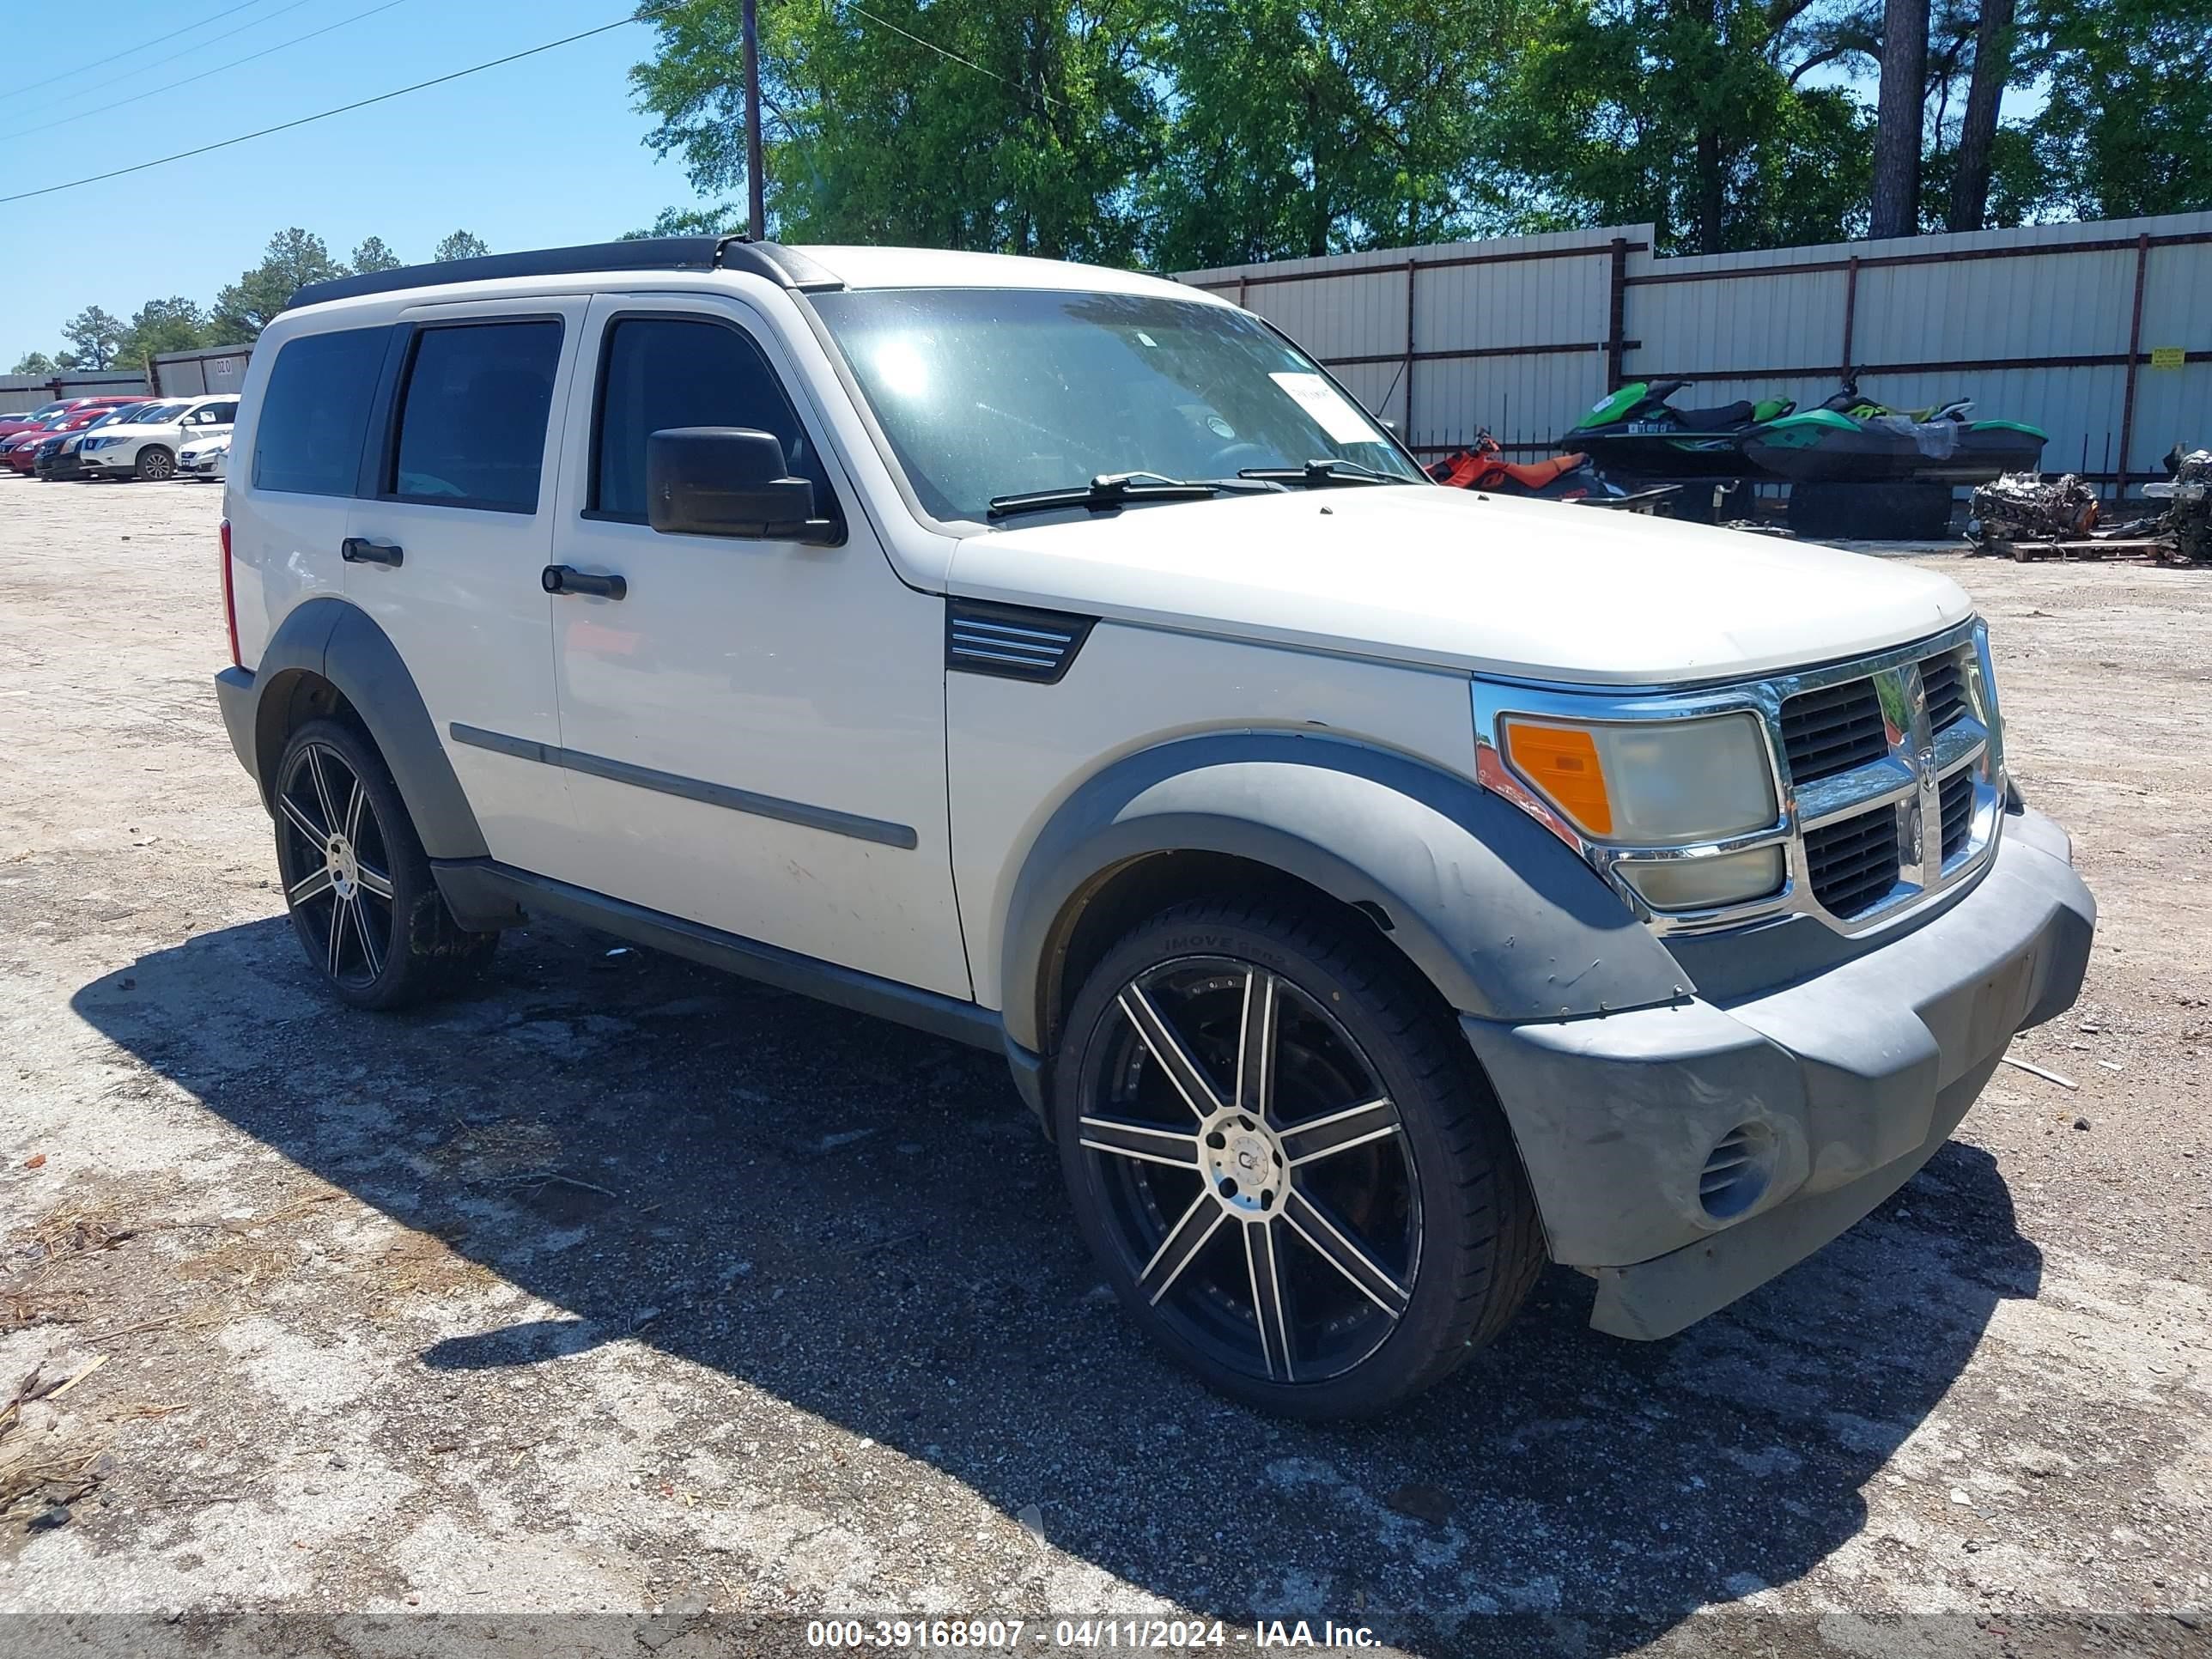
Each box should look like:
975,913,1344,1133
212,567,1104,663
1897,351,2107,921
1180,210,2212,498
149,344,253,398
0,370,149,404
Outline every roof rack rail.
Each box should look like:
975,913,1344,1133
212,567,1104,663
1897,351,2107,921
283,236,845,313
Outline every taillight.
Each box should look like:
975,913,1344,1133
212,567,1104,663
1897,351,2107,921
219,519,240,668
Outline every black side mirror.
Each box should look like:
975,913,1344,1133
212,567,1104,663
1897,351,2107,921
646,427,838,542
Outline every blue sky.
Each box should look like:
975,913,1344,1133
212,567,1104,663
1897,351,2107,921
2,0,699,366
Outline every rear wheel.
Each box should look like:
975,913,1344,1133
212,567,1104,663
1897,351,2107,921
134,446,175,482
1054,899,1542,1418
272,720,495,1009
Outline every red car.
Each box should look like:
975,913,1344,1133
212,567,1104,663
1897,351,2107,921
0,396,125,444
0,397,141,474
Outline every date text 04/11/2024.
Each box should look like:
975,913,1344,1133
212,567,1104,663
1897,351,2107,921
803,1618,1385,1649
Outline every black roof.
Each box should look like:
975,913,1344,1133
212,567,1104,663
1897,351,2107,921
284,236,845,312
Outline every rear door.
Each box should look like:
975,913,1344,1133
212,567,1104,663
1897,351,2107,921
339,299,586,873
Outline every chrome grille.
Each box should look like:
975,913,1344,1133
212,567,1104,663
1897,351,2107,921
1474,617,2005,941
1939,769,1974,860
1805,808,1903,918
1780,680,1888,783
1923,653,1969,731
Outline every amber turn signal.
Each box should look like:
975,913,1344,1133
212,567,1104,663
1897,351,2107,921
1501,720,1613,836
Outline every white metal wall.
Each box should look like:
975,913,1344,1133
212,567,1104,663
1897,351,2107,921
150,344,253,398
1182,210,2212,495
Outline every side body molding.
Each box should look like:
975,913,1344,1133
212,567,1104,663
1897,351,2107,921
997,732,1693,1055
240,597,491,862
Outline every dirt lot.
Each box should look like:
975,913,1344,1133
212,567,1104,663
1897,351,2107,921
0,476,2208,1657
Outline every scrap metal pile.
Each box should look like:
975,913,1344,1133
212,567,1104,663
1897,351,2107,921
2147,448,2212,564
1968,471,2100,544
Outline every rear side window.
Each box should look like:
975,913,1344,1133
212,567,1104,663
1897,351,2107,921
252,328,386,496
590,315,835,524
392,320,562,512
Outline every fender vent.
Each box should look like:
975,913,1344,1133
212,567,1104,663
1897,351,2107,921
946,600,1095,684
1700,1121,1775,1219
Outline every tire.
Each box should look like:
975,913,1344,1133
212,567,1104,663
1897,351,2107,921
1787,479,1953,540
271,719,496,1010
134,446,175,482
1054,898,1542,1419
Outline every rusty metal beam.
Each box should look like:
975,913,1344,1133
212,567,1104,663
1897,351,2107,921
2115,233,2152,499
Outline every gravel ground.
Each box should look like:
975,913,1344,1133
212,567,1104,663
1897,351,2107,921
0,477,2208,1659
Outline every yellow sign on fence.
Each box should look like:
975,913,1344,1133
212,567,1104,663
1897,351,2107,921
2149,345,2186,369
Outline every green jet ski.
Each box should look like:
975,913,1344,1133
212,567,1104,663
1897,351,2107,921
1568,380,1796,480
1743,384,2047,484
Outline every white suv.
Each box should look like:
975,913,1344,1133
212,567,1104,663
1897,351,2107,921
211,238,2094,1417
77,393,236,481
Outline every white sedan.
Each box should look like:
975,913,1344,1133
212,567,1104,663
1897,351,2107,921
76,394,238,481
178,431,230,482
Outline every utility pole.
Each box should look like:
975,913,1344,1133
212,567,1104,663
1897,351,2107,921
743,0,765,240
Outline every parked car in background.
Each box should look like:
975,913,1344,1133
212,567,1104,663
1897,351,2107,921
2,399,141,473
76,394,237,481
178,429,229,482
0,398,88,444
37,400,156,480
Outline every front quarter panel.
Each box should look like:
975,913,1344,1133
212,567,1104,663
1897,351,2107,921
954,620,1692,1051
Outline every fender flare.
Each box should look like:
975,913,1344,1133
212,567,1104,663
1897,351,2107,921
247,597,489,862
998,731,1692,1055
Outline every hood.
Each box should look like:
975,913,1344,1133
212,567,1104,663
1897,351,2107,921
947,485,1972,686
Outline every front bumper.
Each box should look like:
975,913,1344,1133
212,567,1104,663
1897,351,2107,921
1461,805,2094,1340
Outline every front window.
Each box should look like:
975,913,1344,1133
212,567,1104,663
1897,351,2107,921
811,287,1423,523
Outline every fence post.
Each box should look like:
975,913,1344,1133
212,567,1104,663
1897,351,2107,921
1605,237,1629,390
2115,233,2150,500
1403,258,1418,440
1841,255,1860,381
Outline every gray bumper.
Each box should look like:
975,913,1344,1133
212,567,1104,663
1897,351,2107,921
1460,805,2094,1340
215,665,261,794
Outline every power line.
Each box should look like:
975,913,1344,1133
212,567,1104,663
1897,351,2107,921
837,0,1063,110
0,0,416,143
0,0,280,102
3,0,323,120
1,11,658,207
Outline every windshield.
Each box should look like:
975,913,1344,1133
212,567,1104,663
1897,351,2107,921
133,402,188,424
811,287,1424,523
90,404,149,427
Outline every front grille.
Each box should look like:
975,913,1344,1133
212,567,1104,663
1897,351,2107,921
1922,653,1968,730
1939,770,1974,860
1780,679,1888,783
1804,807,1900,917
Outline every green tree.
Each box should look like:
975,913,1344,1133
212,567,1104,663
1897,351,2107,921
349,235,404,272
1144,0,1521,270
1491,0,1876,254
432,230,491,262
213,228,343,342
11,351,56,376
116,297,209,369
633,0,1164,262
2024,0,2212,217
60,306,125,371
620,204,748,240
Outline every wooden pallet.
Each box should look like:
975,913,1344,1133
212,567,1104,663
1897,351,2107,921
1984,535,2176,563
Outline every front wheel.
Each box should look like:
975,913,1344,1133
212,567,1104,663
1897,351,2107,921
134,447,175,482
1054,899,1542,1418
272,720,495,1009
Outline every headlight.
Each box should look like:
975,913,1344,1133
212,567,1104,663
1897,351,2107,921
82,436,113,450
1498,711,1783,911
1500,712,1777,842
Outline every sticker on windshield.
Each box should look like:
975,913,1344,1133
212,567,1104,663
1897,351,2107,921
1269,373,1376,444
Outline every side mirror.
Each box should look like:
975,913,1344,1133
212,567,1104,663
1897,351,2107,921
646,427,838,542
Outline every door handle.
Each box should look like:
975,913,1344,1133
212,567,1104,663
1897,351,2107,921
341,538,404,568
542,564,627,600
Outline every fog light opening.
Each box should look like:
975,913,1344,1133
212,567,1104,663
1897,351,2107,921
1699,1121,1777,1219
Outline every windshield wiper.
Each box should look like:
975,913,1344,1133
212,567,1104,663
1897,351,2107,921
1237,458,1409,489
987,471,1276,520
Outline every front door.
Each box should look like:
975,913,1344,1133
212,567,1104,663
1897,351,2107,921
537,293,969,1000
